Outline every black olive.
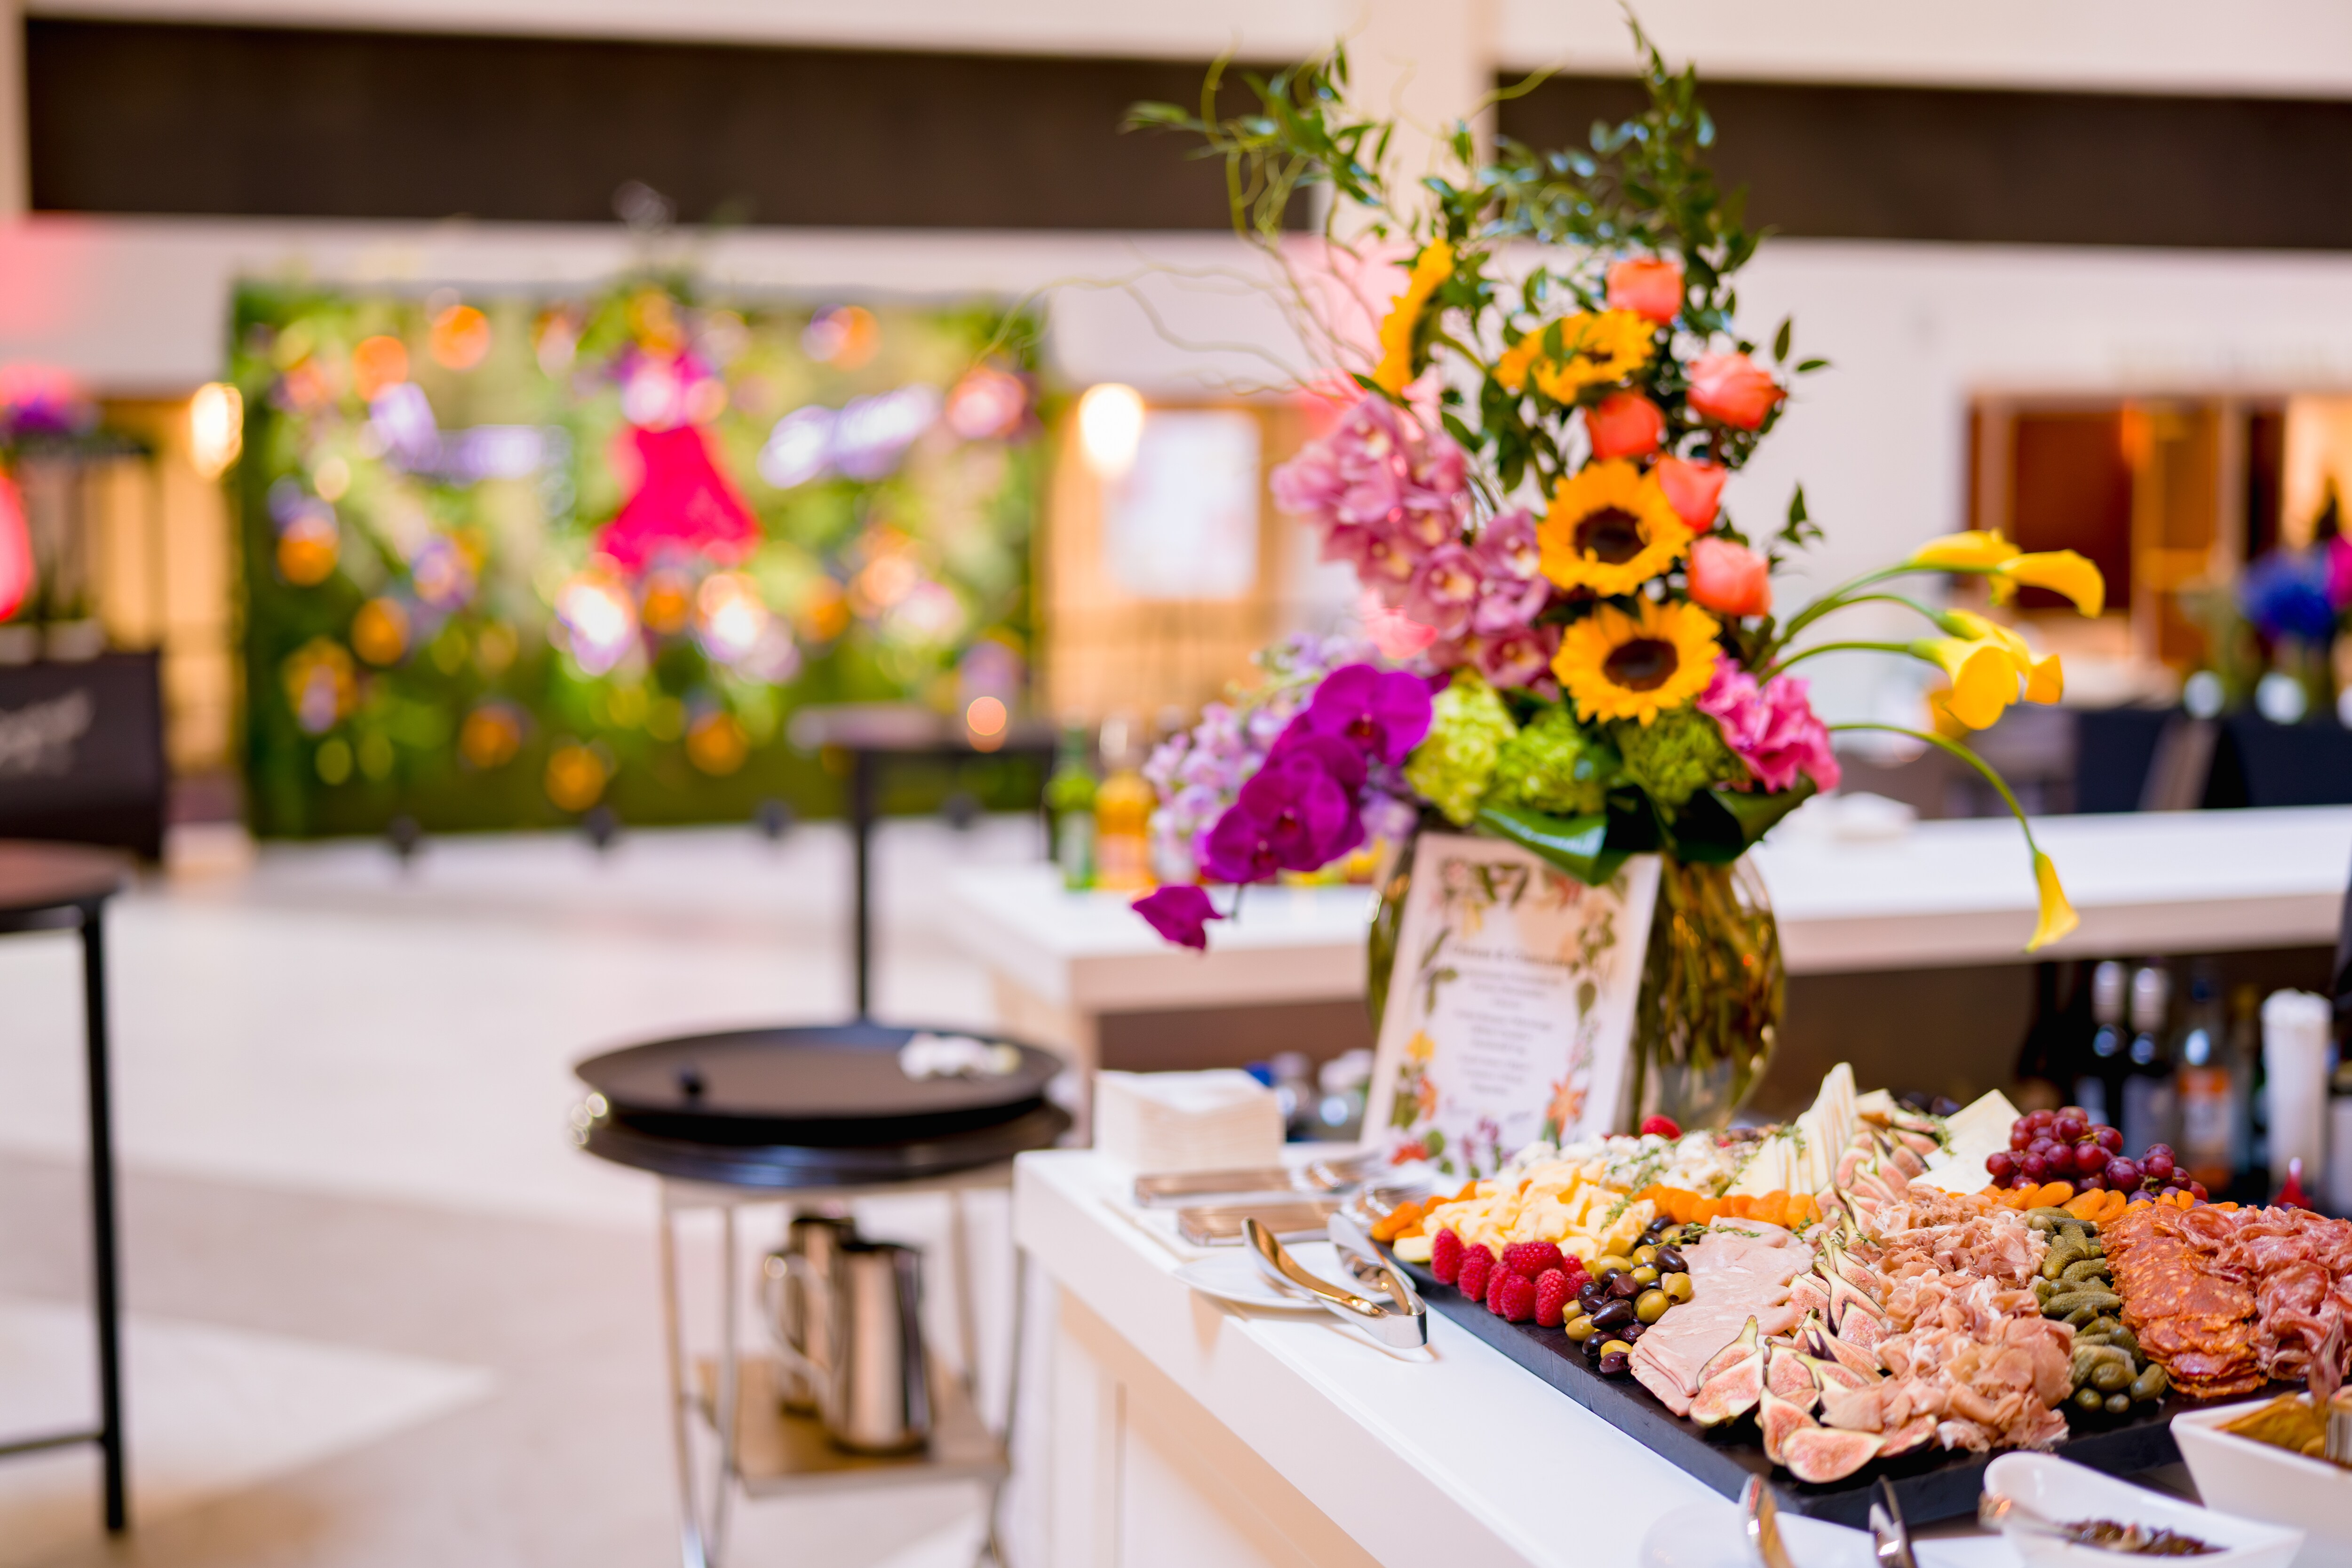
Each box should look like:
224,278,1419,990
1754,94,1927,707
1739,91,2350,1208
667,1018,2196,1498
1654,1246,1686,1274
1590,1298,1637,1332
1577,1282,1609,1314
1583,1331,1607,1360
1607,1271,1643,1300
1619,1321,1644,1343
1598,1350,1630,1376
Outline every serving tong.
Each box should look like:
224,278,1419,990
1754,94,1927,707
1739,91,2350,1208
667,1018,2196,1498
1133,1150,1380,1208
1242,1215,1428,1349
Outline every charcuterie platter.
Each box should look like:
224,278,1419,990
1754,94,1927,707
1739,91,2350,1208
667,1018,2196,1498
1364,1063,2352,1527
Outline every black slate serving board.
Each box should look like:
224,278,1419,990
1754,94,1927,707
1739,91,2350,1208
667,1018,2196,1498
1401,1258,2195,1528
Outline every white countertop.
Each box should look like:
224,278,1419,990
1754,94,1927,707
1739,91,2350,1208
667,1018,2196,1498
1013,1148,2011,1568
949,807,2352,1011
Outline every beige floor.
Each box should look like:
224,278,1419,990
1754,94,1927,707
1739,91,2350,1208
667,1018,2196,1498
0,818,1047,1567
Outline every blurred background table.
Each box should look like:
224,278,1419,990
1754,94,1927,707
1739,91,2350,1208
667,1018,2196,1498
948,804,2352,1116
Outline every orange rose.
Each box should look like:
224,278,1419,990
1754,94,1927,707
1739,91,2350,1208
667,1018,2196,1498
1606,257,1683,324
1687,535,1772,618
1687,352,1783,430
1585,391,1664,461
1656,454,1727,531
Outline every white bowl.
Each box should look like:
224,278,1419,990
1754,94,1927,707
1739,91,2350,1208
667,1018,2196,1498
2173,1399,2352,1568
1983,1452,2303,1568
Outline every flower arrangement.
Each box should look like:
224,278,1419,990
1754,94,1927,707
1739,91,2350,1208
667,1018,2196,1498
1128,37,2101,1007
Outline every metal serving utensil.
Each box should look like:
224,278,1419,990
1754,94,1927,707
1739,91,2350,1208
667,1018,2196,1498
1242,1217,1427,1349
1978,1492,2094,1546
1868,1478,1916,1568
1327,1210,1425,1316
1742,1476,1797,1568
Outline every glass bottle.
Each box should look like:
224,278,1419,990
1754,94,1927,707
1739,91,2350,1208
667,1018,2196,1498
1043,718,1099,891
2012,962,2067,1114
2121,963,2176,1155
2075,960,2129,1129
2229,983,2265,1191
1091,711,1156,893
2171,961,2233,1190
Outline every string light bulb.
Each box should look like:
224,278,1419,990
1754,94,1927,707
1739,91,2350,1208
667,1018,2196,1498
190,383,243,479
1076,383,1145,479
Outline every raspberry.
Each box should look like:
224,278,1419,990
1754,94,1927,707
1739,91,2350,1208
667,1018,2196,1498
1639,1115,1683,1140
1502,1241,1566,1280
1454,1244,1492,1302
1485,1257,1513,1312
1534,1268,1573,1328
1494,1271,1537,1322
1430,1228,1465,1285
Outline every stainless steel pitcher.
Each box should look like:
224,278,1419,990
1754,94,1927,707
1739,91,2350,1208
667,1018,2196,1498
820,1240,932,1455
761,1214,853,1414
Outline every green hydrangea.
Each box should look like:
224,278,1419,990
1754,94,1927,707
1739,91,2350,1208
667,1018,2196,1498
1405,670,1518,826
1491,705,1617,818
1614,707,1742,812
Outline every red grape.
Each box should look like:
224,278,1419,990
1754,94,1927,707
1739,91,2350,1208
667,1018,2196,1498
2073,1142,2108,1177
1987,1151,2018,1183
2010,1125,2034,1151
2188,1180,2208,1202
2145,1143,2176,1162
2054,1112,2090,1143
2038,1109,2065,1129
2079,1173,2107,1192
2021,1153,2050,1182
2094,1125,2124,1154
2030,1137,2061,1160
2142,1150,2175,1181
2105,1158,2139,1188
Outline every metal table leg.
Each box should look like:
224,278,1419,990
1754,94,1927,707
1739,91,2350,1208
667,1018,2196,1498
80,903,126,1533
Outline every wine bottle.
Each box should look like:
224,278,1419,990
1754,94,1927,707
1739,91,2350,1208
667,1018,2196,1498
2013,961,2067,1114
2122,963,2177,1155
1044,719,1100,890
2172,961,2232,1190
2075,960,2128,1129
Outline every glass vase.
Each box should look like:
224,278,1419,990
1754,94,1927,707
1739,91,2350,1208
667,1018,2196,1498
1626,855,1783,1131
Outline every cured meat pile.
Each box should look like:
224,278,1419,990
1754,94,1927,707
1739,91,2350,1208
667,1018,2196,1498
1630,1222,1810,1416
2103,1203,2352,1400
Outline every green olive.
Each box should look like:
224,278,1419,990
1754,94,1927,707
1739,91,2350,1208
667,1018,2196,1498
1663,1272,1693,1303
1564,1313,1597,1343
1630,1265,1661,1287
2090,1360,2133,1394
1636,1288,1670,1324
1632,1244,1659,1267
2074,1386,2105,1414
1599,1338,1634,1359
1596,1254,1635,1278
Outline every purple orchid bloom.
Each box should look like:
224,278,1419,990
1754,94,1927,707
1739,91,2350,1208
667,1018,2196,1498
1295,663,1434,766
1200,746,1364,883
1131,884,1224,950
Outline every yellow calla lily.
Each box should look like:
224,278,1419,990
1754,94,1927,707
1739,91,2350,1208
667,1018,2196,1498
1913,634,2023,729
2024,653,2063,705
2027,851,2079,951
1908,530,2020,570
1942,610,2064,707
1992,549,2106,617
1374,239,1455,395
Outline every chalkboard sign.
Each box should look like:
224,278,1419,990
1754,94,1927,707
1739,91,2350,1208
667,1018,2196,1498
0,652,166,858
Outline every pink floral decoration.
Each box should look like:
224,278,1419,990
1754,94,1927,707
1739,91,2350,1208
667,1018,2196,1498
1696,662,1841,795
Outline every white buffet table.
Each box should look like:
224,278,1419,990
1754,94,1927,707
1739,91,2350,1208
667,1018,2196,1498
1014,1148,2014,1568
951,806,2352,1071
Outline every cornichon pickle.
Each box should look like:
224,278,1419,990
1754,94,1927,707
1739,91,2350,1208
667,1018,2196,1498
2104,1392,2132,1416
2060,1258,2114,1286
2074,1386,2105,1414
2026,1207,2073,1231
2047,1289,2122,1318
2090,1360,2134,1393
2108,1327,2140,1357
2130,1365,2168,1402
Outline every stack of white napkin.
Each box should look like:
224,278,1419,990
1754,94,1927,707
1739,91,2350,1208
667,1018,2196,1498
1094,1070,1283,1176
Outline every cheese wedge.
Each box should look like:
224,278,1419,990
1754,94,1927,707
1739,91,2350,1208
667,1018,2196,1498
1918,1089,2021,1193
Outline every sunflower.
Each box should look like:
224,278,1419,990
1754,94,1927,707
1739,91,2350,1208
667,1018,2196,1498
1496,310,1654,402
1373,239,1455,395
1537,459,1693,596
1552,598,1723,726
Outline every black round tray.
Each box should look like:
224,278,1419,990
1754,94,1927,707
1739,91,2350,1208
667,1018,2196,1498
573,1021,1071,1188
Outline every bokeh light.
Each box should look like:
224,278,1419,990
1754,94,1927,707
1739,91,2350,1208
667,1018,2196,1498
1077,383,1145,478
189,382,243,478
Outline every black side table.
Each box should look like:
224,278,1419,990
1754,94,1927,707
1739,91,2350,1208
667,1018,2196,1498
0,840,130,1532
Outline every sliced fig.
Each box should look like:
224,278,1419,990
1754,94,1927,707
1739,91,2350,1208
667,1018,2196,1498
1788,1272,1832,1318
1802,1352,1874,1392
1886,1143,1927,1179
1837,1301,1889,1351
1825,1266,1880,1328
1691,1348,1765,1428
1765,1344,1821,1410
1782,1425,1884,1485
1698,1316,1762,1385
1757,1385,1818,1465
1878,1413,1938,1457
1817,1330,1885,1378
